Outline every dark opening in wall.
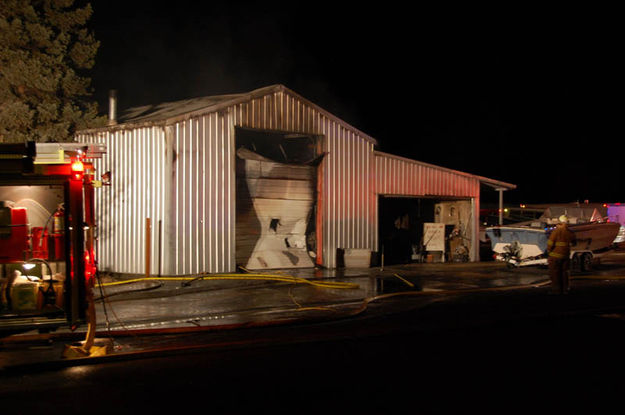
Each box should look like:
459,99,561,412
378,197,436,265
235,127,316,164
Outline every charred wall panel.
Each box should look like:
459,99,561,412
232,90,377,269
235,148,315,269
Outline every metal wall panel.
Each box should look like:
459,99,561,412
374,152,480,198
77,127,167,275
374,151,481,260
231,90,376,269
170,112,235,275
77,86,491,274
320,125,375,268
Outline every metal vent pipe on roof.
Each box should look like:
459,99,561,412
108,90,117,125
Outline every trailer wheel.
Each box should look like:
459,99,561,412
506,262,516,269
571,253,580,271
580,252,593,272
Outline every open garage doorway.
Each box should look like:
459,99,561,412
235,128,320,270
378,196,474,265
379,197,434,265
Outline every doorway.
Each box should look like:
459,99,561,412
378,197,435,265
378,196,474,264
235,128,318,269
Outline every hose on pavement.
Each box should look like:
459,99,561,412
97,273,360,290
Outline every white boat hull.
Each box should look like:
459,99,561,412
486,222,620,266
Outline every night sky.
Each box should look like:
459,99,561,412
87,1,621,206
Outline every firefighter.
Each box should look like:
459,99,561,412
547,215,577,294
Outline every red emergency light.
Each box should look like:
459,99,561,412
71,159,84,181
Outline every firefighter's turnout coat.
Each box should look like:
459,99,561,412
547,224,576,259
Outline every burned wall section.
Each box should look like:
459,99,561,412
235,128,318,269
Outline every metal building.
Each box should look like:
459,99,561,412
76,85,515,276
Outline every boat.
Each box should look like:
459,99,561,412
607,203,625,245
485,204,621,268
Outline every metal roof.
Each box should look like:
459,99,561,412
476,174,517,191
107,84,377,144
375,151,516,191
87,84,515,192
118,93,247,124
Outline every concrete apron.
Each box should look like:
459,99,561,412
88,261,550,335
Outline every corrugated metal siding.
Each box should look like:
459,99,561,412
159,89,375,273
170,113,235,275
321,126,375,268
374,152,480,198
77,127,167,275
232,90,319,134
374,151,481,261
77,87,491,274
231,90,376,269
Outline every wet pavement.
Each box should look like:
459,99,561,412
3,252,625,370
88,260,554,332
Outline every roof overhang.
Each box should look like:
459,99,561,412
375,151,516,192
477,175,517,191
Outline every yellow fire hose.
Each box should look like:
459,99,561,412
97,273,361,290
62,289,109,359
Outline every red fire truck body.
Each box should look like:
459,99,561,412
0,142,105,336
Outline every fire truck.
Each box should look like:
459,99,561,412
0,141,105,344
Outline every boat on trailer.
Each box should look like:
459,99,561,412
485,205,621,270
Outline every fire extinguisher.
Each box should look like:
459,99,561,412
31,227,49,259
51,204,65,260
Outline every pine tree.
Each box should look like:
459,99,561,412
0,0,105,143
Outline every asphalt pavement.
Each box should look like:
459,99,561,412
3,252,625,370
